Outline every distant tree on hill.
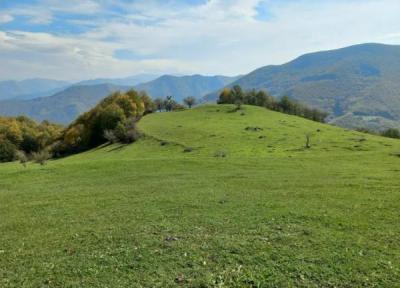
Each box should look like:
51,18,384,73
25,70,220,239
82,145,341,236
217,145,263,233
154,97,165,112
183,96,197,108
164,96,177,112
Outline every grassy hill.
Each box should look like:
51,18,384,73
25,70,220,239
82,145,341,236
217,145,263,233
1,105,400,287
204,43,400,130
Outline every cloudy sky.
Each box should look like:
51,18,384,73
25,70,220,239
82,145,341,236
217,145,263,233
0,0,400,81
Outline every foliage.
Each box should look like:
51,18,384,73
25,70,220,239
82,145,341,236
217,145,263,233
56,89,152,155
381,128,400,139
31,150,51,165
218,85,328,122
0,115,62,163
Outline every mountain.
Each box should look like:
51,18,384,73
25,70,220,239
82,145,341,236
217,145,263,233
135,74,241,102
0,78,70,101
204,43,400,130
76,74,159,87
0,84,127,124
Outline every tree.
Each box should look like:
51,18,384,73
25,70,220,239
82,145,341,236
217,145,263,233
183,96,197,108
164,96,176,112
0,139,17,162
154,97,164,112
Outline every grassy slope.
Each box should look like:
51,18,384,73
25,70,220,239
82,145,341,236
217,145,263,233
1,105,400,287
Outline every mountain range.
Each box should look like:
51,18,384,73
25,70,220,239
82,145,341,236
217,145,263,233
1,43,400,129
204,43,400,130
0,78,70,101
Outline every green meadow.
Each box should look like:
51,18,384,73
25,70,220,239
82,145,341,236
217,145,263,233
1,105,400,287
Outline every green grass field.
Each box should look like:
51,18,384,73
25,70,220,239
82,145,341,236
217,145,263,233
1,105,400,287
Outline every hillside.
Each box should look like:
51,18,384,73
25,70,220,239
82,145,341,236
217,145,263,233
0,78,70,101
0,84,127,124
204,43,400,130
1,105,400,287
135,74,241,102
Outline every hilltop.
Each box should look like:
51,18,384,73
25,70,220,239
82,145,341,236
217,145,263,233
1,105,400,287
205,43,400,130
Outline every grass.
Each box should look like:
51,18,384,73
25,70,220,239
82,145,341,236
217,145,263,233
1,104,400,287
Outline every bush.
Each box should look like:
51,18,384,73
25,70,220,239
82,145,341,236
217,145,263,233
381,128,400,139
32,150,51,165
103,130,117,143
0,139,17,162
15,150,28,167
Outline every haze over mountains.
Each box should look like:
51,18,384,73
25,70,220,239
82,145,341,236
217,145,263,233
0,43,399,129
0,79,70,101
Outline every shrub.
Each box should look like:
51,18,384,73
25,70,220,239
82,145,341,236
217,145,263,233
32,150,51,165
381,128,400,139
15,150,28,167
0,139,17,162
103,130,117,143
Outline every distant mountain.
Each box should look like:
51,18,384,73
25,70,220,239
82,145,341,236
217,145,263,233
76,74,159,87
0,78,70,101
0,84,127,124
135,74,241,102
204,43,400,130
0,74,239,124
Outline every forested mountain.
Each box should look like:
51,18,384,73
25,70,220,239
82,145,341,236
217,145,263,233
204,43,400,130
0,84,127,124
0,78,70,101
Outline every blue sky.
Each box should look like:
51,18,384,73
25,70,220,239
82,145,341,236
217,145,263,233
1,0,400,80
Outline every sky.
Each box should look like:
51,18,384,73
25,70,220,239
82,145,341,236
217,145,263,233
0,0,400,81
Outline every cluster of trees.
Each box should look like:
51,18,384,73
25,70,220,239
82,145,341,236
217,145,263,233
154,96,197,112
218,85,328,123
0,116,62,162
54,89,155,156
0,90,199,163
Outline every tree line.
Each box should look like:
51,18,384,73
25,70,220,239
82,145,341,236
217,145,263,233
0,90,199,163
218,85,328,123
0,116,62,163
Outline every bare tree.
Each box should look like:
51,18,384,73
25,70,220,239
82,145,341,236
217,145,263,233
183,96,197,108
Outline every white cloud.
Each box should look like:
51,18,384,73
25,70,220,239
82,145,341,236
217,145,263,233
0,14,14,24
1,0,400,80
